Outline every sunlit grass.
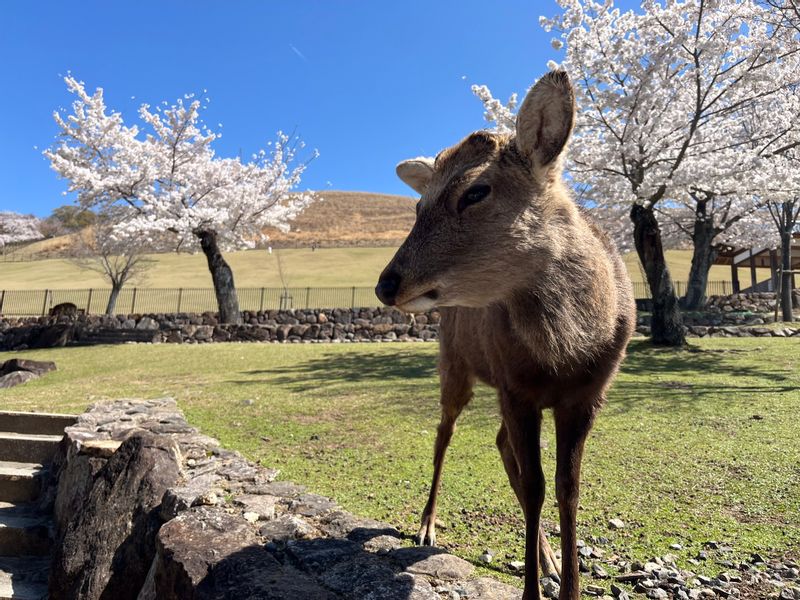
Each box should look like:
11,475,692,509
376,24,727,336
2,338,798,586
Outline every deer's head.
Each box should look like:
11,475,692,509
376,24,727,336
376,71,576,312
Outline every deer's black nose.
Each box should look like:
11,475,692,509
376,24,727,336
375,271,401,306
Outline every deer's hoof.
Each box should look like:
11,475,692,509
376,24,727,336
415,522,436,546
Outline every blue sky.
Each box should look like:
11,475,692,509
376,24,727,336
1,1,635,217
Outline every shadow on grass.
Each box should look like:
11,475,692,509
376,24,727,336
607,340,799,413
228,340,797,417
229,348,438,393
623,339,794,381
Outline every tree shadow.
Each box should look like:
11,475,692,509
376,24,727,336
226,340,798,419
228,348,438,394
186,526,461,599
606,340,799,414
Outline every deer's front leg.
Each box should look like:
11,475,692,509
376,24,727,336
500,397,545,600
417,363,473,546
554,403,596,600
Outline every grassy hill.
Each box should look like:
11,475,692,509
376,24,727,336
0,189,769,292
0,246,754,291
263,190,416,247
2,191,416,260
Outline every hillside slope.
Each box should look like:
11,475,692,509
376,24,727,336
263,190,416,247
3,191,416,260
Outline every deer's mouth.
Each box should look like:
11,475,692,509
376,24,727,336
396,289,439,313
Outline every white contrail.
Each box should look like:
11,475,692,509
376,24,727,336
289,44,308,62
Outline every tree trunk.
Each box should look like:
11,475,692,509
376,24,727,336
683,203,718,310
196,229,242,324
780,207,793,322
630,204,686,346
105,284,122,315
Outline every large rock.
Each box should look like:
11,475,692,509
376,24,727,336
49,432,182,600
31,323,74,348
0,358,58,387
0,370,38,388
43,398,522,600
0,358,57,376
391,546,476,581
147,507,336,600
136,317,159,330
457,577,524,600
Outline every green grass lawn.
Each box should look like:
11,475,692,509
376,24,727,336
2,339,798,586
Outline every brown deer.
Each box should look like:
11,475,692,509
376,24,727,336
49,302,80,320
375,71,635,600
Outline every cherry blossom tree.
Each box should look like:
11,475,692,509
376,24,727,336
768,199,800,320
759,0,800,33
46,76,315,324
0,212,42,251
654,191,769,308
756,90,800,320
474,0,800,345
725,78,800,320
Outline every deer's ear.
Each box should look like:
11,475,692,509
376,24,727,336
396,157,435,195
515,70,575,169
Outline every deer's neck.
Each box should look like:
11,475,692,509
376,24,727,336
503,212,618,372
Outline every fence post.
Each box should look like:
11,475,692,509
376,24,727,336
86,289,93,314
42,290,49,316
259,287,265,312
0,290,4,314
177,288,183,313
305,287,310,309
131,288,137,314
351,286,356,308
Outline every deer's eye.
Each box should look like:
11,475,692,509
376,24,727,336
457,184,491,213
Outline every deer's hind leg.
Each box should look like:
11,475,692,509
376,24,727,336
417,360,474,546
497,423,561,578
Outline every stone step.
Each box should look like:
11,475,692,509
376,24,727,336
0,463,44,504
0,412,75,437
0,503,51,557
0,556,49,600
0,434,61,465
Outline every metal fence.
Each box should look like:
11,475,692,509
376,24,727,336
0,287,382,316
630,280,734,300
0,281,737,316
0,253,37,263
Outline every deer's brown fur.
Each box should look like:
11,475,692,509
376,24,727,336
48,302,80,320
376,71,636,600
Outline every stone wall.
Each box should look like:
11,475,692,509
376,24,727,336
704,291,794,314
46,398,520,600
2,292,800,350
0,307,440,350
634,292,800,338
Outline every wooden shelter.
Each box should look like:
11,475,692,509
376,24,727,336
714,234,800,293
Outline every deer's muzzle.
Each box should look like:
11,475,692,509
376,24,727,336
375,270,402,306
